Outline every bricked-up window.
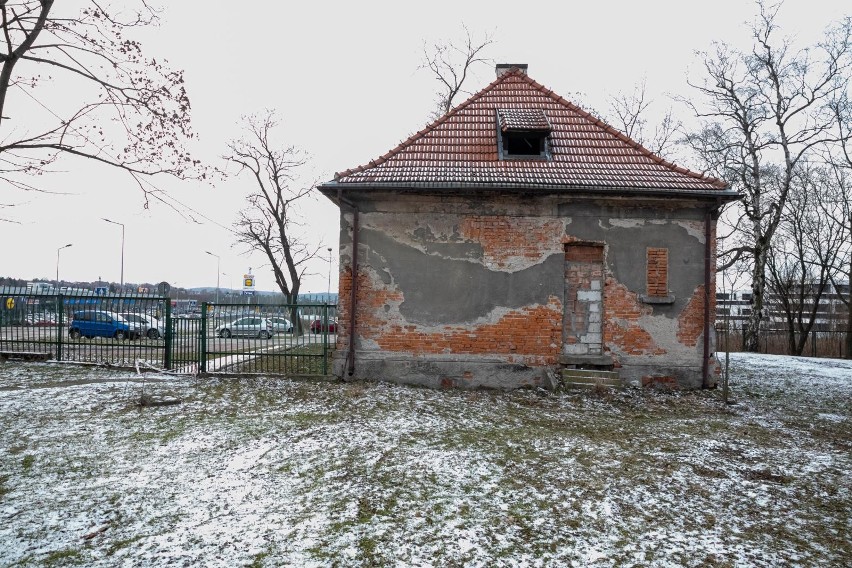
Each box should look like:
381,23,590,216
646,247,669,297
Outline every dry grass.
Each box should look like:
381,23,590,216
0,354,850,567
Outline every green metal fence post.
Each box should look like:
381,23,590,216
164,299,173,370
56,293,64,361
322,303,328,375
201,302,208,373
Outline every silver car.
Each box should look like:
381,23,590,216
268,316,294,334
121,313,165,339
215,317,272,339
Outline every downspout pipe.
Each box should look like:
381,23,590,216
338,189,358,377
702,205,721,389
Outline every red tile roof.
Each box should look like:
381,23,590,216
498,108,552,133
328,69,730,194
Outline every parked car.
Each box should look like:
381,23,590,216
121,313,165,339
310,318,338,333
68,310,137,340
268,316,294,334
24,313,58,327
215,317,272,339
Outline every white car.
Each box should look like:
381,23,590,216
121,313,165,339
268,316,294,334
215,317,272,339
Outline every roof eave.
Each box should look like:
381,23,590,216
317,181,741,204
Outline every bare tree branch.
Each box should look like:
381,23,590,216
607,78,682,158
420,25,494,121
765,163,845,355
0,0,205,206
681,0,852,352
225,111,321,333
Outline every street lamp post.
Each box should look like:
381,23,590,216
56,243,72,287
205,251,220,305
327,247,333,299
102,218,125,293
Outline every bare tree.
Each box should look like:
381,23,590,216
765,166,845,355
824,99,852,357
607,79,681,158
0,0,202,206
420,25,494,121
225,111,319,333
681,1,852,352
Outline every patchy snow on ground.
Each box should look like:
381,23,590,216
0,353,850,567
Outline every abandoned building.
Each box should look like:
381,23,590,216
318,64,740,389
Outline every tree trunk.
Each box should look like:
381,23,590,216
847,261,852,359
0,1,53,127
745,244,768,353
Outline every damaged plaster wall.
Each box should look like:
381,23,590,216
334,192,715,389
558,202,712,388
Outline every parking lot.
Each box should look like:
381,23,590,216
0,294,337,375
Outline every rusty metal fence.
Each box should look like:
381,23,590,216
0,288,336,375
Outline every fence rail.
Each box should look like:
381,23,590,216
0,290,336,375
715,328,850,359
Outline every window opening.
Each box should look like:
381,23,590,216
497,108,551,160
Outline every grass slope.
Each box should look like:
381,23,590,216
0,353,849,567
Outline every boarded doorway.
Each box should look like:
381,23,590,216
563,243,605,360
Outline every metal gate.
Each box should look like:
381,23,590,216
177,302,335,375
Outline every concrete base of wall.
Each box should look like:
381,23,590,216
332,352,708,390
332,352,546,390
617,363,706,390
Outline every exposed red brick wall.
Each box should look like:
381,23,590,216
336,265,403,349
372,298,562,363
458,216,563,267
677,285,706,347
642,375,679,389
334,213,719,379
604,278,666,356
335,267,353,350
646,247,668,297
565,244,604,263
338,263,562,365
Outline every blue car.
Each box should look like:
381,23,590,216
68,310,137,340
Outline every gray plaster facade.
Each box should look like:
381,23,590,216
327,191,723,390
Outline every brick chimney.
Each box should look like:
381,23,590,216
495,63,528,77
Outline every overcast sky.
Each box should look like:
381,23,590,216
2,0,848,293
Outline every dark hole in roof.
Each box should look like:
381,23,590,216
505,134,545,156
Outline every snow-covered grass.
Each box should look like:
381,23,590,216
1,353,850,567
